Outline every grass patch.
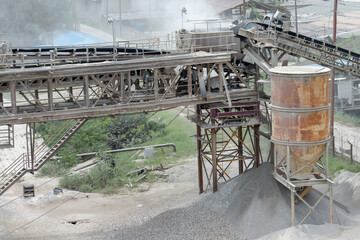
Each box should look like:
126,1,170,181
38,161,68,177
328,155,360,178
56,108,196,193
338,35,360,54
334,110,360,127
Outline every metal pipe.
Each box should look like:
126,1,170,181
73,143,177,158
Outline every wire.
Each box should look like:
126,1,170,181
0,192,80,238
0,177,56,208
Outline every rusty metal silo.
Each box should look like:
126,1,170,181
270,66,330,178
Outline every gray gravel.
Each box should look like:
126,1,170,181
112,205,242,240
11,163,353,240
200,163,354,239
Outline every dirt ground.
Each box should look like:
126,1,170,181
2,157,360,240
0,158,200,240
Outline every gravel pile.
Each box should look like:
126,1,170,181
201,163,353,239
113,205,241,240
333,170,360,214
112,163,353,240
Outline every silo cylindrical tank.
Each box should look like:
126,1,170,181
270,66,330,177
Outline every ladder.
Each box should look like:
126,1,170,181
0,119,87,196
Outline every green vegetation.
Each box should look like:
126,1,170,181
328,155,360,178
334,110,360,127
38,109,196,193
338,35,360,54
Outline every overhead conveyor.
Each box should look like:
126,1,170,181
235,22,360,77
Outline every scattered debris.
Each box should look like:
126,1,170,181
23,184,35,197
53,187,63,195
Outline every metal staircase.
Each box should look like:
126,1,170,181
0,119,87,196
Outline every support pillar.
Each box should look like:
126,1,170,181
154,69,159,101
254,125,260,167
238,126,243,174
291,190,295,226
10,81,16,114
187,65,192,97
271,48,278,67
48,78,54,111
211,126,217,193
69,87,74,102
120,72,125,103
196,105,203,193
127,71,131,96
83,75,90,107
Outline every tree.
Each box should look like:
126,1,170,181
106,114,165,149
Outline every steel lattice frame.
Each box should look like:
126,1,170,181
194,102,261,193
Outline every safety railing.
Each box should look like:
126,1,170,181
1,31,238,70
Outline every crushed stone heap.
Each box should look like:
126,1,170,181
116,163,353,240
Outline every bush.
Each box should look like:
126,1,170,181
60,161,115,193
106,114,165,149
39,161,68,177
59,152,143,193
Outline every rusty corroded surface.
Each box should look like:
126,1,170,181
270,66,330,175
272,110,329,142
271,74,329,108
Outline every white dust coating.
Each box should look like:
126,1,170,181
333,170,360,214
257,224,340,240
0,124,44,172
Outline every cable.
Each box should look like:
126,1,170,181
0,177,56,208
0,192,80,238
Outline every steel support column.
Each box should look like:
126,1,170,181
197,105,203,194
211,119,217,193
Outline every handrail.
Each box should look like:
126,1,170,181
0,119,85,187
2,31,237,70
